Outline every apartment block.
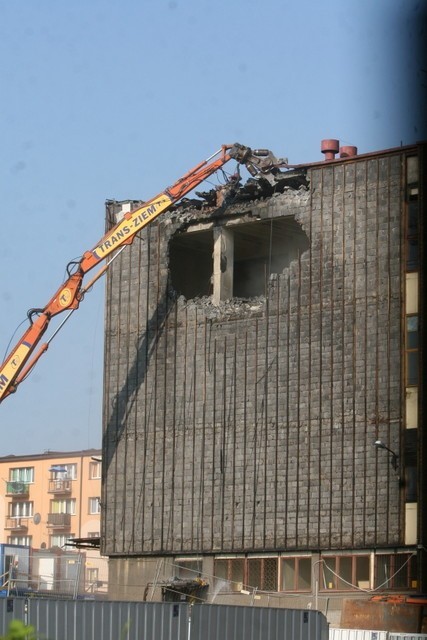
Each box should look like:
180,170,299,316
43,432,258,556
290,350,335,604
0,449,102,550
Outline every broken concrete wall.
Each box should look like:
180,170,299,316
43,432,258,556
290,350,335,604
102,152,403,558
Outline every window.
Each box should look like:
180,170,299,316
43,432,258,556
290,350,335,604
9,467,34,483
174,558,203,580
50,534,75,548
50,499,76,515
90,461,101,479
375,553,417,590
406,156,419,272
215,557,278,591
321,555,370,590
215,558,245,589
248,557,278,591
50,463,77,480
406,315,418,386
9,502,33,518
404,429,417,502
406,201,419,271
281,557,312,591
87,567,99,585
87,531,100,538
7,536,32,546
89,497,101,514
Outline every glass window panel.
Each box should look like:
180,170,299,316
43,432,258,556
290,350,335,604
407,316,418,345
406,237,418,270
263,558,278,591
10,468,34,483
10,502,33,517
176,560,201,579
407,352,419,385
394,555,409,589
338,557,352,589
230,559,244,583
8,536,32,546
89,497,101,514
51,499,75,515
298,558,312,590
90,461,101,479
322,558,336,589
408,201,418,234
214,560,228,581
282,558,296,590
355,556,370,585
248,559,262,588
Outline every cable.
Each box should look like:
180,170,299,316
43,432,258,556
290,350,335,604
2,318,28,360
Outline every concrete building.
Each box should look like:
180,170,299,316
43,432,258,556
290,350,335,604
101,141,425,623
0,449,102,551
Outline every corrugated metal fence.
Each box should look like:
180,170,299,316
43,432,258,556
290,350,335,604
192,604,328,640
329,631,427,640
0,598,328,640
330,629,389,640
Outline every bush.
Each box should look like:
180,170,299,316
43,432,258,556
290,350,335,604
0,619,37,640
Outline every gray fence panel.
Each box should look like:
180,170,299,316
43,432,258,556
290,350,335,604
1,599,330,640
0,598,27,633
389,636,427,640
190,605,329,640
1,598,188,640
330,630,389,640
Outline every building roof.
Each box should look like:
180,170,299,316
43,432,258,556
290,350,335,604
0,448,102,463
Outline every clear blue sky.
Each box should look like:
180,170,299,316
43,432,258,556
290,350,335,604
1,0,426,455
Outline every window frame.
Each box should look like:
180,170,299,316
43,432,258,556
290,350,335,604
9,501,34,518
7,536,32,546
214,556,279,592
281,555,312,592
51,463,77,480
374,553,417,590
405,314,419,386
50,498,76,515
9,467,34,483
320,554,371,591
89,497,101,514
89,461,101,480
50,533,75,548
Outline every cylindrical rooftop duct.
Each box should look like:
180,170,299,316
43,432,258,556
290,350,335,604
321,139,339,161
339,145,358,158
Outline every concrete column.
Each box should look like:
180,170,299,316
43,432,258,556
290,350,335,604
212,227,234,305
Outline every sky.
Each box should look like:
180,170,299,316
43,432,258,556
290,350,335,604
0,0,426,456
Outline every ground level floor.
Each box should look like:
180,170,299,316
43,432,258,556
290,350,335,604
108,548,422,629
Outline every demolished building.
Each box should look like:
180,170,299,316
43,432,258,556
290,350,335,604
100,139,425,626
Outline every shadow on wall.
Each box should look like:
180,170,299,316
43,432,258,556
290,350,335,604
103,284,173,474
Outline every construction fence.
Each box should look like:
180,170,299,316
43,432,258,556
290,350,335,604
0,599,329,640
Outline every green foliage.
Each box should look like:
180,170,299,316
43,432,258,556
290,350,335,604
0,619,37,640
119,620,130,640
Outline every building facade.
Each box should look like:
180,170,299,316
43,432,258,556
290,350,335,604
101,142,425,620
0,449,102,550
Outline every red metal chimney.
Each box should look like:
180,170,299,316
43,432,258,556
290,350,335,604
339,145,358,158
321,139,340,161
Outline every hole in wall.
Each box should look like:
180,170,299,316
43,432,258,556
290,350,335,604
169,216,309,301
169,228,213,299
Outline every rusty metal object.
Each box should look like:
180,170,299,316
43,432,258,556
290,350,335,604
340,145,358,158
321,138,340,160
341,598,423,632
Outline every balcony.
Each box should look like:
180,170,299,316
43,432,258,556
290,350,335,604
47,513,71,528
6,482,29,497
48,479,72,494
5,517,29,530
